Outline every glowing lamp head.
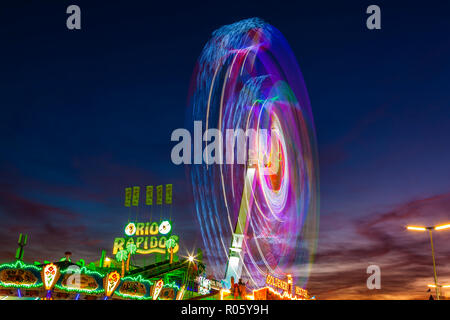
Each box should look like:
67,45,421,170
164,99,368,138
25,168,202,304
188,255,194,262
406,226,427,231
435,223,450,231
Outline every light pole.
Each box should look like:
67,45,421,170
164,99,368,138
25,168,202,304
428,284,450,300
406,223,450,300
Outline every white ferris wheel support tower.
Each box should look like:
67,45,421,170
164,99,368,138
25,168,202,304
223,159,257,287
223,125,282,288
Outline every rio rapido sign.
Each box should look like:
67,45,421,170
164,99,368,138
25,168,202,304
113,221,179,255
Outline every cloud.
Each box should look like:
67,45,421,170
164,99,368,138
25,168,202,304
307,193,450,299
0,190,79,221
0,157,198,265
0,184,103,263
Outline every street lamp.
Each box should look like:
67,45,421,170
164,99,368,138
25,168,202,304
428,284,450,299
428,284,450,288
406,223,450,300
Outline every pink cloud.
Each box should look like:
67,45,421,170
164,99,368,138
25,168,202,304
307,193,450,299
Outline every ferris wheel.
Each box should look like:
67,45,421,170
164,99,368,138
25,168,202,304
189,18,320,289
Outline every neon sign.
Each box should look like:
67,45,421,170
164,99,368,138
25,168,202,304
266,274,289,291
265,274,309,299
159,220,171,234
152,279,164,300
0,261,41,289
113,221,179,255
124,222,136,236
295,286,308,299
104,271,121,297
119,281,147,297
41,263,60,290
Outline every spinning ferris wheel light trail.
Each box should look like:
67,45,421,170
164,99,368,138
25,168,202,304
189,18,320,290
225,118,285,285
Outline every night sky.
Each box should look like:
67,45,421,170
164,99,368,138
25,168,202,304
1,0,449,299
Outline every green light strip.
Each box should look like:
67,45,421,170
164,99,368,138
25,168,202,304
0,260,43,289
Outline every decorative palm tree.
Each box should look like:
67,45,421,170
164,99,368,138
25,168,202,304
166,235,178,264
115,249,128,277
125,243,137,272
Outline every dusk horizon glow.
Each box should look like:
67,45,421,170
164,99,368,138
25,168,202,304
1,0,449,300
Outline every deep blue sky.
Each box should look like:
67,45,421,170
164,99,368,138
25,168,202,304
1,1,449,298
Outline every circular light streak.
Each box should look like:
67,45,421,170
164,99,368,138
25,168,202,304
189,18,320,289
